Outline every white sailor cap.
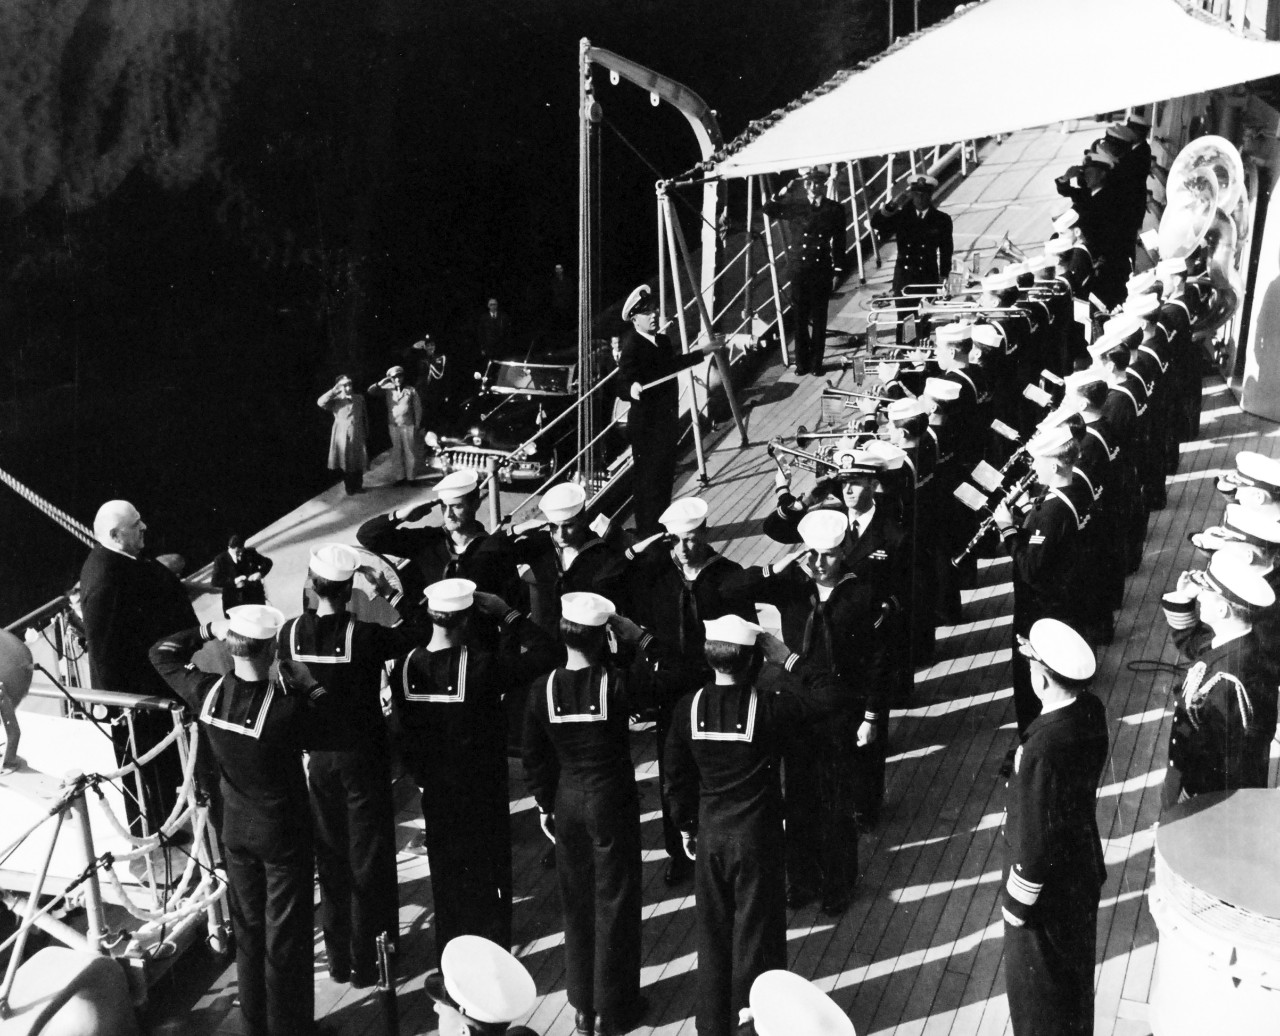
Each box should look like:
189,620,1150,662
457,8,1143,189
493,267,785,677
1205,552,1276,611
704,614,763,646
1126,270,1159,297
1052,209,1079,234
434,935,536,1025
1225,503,1280,546
426,578,476,613
1156,255,1186,277
310,543,358,582
933,322,972,347
539,482,586,523
906,174,938,191
1102,311,1144,342
1123,292,1161,319
622,284,656,321
1087,335,1130,363
1085,148,1117,168
1027,423,1075,459
1126,109,1152,129
1019,618,1096,683
980,269,1018,293
226,604,285,641
887,397,930,423
970,323,1003,348
660,496,709,534
798,510,848,553
1044,235,1075,258
858,439,907,471
924,377,961,403
749,970,855,1036
386,365,406,378
1064,368,1108,396
1106,122,1140,144
436,469,480,501
560,591,615,627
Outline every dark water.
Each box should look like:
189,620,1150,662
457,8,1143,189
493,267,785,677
0,0,948,621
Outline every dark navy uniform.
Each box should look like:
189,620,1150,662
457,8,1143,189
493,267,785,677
210,547,274,615
624,540,756,867
721,559,889,907
761,195,846,372
872,203,953,293
1001,485,1091,733
664,653,841,1036
1163,628,1280,806
151,627,315,1036
1002,691,1108,1036
277,608,425,983
521,632,665,1024
616,329,699,535
501,528,629,632
388,607,559,958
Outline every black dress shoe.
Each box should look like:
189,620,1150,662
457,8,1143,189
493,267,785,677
794,364,810,376
786,885,817,909
599,995,649,1036
575,1010,596,1036
663,858,692,886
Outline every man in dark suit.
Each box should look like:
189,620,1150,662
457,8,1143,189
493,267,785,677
762,165,847,374
615,284,709,536
476,297,511,368
80,499,198,833
210,534,273,616
872,174,953,343
1001,618,1107,1036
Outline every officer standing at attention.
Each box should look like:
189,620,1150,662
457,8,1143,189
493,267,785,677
357,468,521,619
523,594,666,1036
872,174,954,343
388,578,559,959
277,544,428,987
1001,619,1108,1036
623,497,756,886
664,616,841,1036
150,606,320,1036
762,165,847,375
615,285,713,535
993,424,1092,738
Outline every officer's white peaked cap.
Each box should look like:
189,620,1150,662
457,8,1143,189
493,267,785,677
539,482,586,523
704,614,763,647
310,543,358,582
1024,619,1096,682
749,970,856,1036
426,578,476,613
227,605,285,641
561,591,615,627
441,935,536,1025
660,497,709,535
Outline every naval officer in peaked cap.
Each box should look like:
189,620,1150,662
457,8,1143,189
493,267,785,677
425,935,539,1036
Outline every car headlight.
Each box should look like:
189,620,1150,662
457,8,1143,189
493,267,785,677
524,441,538,457
425,431,440,450
469,427,483,446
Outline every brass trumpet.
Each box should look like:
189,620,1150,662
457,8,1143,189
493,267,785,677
766,438,841,476
821,382,893,402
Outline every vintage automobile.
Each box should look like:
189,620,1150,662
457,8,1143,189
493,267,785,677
424,358,583,484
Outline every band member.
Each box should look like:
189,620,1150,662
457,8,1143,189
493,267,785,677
623,497,756,886
277,544,427,986
722,507,890,913
150,606,319,1036
1046,209,1094,302
1161,552,1279,807
924,365,972,619
885,396,937,667
664,616,841,1036
1153,255,1200,445
993,424,1093,736
522,594,663,1036
872,174,954,344
388,578,559,958
615,285,713,535
356,468,521,618
1001,619,1108,1036
425,935,538,1036
762,165,847,374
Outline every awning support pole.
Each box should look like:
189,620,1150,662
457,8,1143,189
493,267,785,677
845,161,868,286
758,177,790,367
664,192,749,449
659,190,710,483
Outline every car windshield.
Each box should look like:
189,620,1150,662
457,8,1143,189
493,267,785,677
486,361,575,396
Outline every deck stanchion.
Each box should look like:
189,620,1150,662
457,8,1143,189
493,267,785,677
759,177,790,368
67,789,104,948
659,190,710,484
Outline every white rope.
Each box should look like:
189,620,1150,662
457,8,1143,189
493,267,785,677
90,720,184,782
0,464,95,548
88,721,200,848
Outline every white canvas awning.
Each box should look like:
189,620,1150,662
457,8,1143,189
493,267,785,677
708,0,1280,180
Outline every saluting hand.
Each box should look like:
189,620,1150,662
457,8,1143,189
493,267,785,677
630,531,668,554
857,720,877,747
768,548,809,577
472,591,510,617
209,619,231,640
607,614,644,645
394,499,439,523
757,632,792,666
